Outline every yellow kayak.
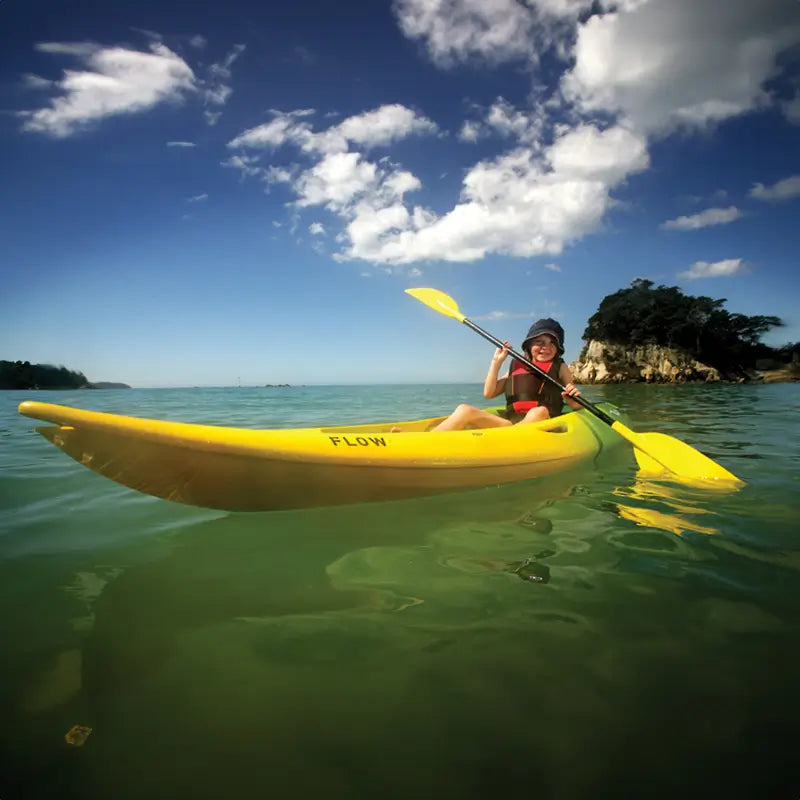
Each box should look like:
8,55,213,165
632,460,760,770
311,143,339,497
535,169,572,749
18,400,625,512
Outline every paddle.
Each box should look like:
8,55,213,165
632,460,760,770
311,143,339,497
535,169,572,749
406,287,744,488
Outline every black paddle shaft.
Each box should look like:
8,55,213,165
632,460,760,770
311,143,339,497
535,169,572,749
462,318,617,427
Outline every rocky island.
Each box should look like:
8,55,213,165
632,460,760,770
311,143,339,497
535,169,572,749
567,280,798,384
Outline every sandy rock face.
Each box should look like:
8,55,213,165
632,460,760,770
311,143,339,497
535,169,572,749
569,340,721,384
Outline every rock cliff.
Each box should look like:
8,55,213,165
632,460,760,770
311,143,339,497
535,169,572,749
569,340,721,384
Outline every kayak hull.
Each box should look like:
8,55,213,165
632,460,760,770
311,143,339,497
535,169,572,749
18,401,624,512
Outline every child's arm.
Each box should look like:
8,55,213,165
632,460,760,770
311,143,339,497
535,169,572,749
484,343,510,398
558,363,583,410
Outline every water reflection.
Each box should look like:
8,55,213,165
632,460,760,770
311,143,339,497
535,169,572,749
613,477,723,537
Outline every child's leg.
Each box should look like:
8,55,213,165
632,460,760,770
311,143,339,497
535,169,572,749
517,407,550,425
431,404,512,432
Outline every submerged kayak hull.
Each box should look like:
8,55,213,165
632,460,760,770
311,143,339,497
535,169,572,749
18,401,624,512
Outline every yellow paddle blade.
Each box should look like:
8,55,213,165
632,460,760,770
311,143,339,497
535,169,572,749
610,421,745,488
405,288,466,322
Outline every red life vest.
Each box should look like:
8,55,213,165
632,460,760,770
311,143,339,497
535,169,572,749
504,357,563,420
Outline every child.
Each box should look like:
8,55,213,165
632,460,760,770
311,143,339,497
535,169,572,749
429,318,582,432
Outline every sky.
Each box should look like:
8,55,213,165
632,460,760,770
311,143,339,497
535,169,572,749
2,0,799,388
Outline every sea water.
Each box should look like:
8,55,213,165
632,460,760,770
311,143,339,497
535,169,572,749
0,383,798,799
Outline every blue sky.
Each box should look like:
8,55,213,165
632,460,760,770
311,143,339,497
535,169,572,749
2,0,799,387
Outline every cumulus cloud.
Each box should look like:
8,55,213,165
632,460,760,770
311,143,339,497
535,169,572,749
749,174,800,201
229,100,649,263
393,0,594,66
562,0,800,135
678,258,747,280
334,104,438,147
358,124,647,264
229,104,437,155
661,206,743,230
309,222,326,236
393,0,538,66
21,41,196,137
456,99,545,145
546,123,648,182
295,152,379,210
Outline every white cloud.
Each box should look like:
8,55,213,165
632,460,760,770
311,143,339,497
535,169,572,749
749,174,800,201
544,262,561,271
457,97,549,148
229,105,437,155
333,104,438,147
393,0,594,66
221,153,265,180
295,152,379,211
342,122,648,264
229,96,649,264
21,42,196,137
167,140,196,147
202,44,245,109
678,258,748,280
393,0,539,66
458,120,481,143
546,123,649,182
187,193,208,202
486,98,544,144
345,203,412,258
189,35,207,49
265,165,295,184
562,0,800,134
661,206,743,230
309,222,326,236
228,109,316,150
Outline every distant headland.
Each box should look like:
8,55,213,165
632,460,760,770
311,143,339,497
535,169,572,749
0,361,130,390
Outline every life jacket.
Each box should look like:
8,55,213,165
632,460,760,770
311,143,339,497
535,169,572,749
503,357,564,421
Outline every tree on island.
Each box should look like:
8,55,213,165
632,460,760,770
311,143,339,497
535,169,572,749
582,280,788,371
0,360,89,390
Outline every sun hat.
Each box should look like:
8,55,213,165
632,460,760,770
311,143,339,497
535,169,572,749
522,318,565,353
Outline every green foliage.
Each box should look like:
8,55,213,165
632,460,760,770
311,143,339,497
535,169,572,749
583,280,783,369
0,360,89,390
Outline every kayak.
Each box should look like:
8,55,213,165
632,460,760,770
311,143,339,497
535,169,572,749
17,400,625,512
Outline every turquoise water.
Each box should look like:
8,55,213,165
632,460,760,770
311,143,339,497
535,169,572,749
1,383,799,799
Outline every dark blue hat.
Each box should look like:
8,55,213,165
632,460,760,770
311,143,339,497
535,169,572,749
522,318,564,353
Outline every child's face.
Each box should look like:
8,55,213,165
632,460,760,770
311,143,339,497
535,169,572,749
527,335,558,360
